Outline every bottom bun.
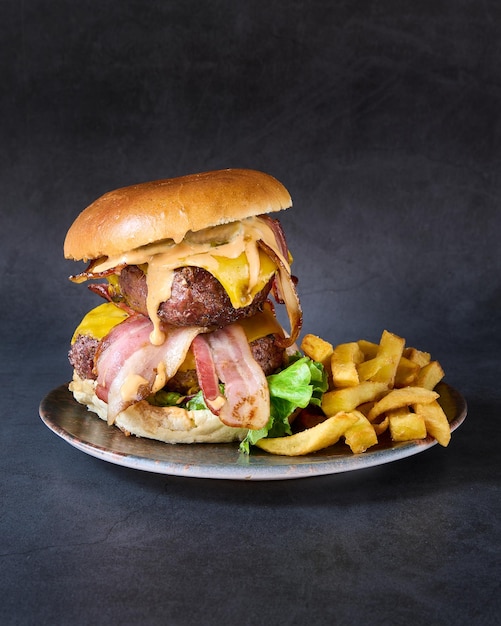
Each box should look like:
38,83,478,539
69,374,248,444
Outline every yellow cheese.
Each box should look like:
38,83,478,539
238,305,284,344
71,302,129,344
202,250,276,307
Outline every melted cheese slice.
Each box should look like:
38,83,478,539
202,250,276,306
71,302,129,344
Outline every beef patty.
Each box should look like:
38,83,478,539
118,265,272,327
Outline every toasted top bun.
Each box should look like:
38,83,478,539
64,168,292,261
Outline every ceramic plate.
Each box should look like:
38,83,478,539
39,382,466,481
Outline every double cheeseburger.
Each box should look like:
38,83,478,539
65,168,304,444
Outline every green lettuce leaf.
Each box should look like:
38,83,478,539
149,385,226,412
148,389,185,407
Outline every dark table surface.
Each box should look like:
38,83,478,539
2,2,500,624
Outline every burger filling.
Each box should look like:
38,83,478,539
68,215,306,434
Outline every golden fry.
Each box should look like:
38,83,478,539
322,381,388,416
403,347,431,368
357,339,379,359
413,400,451,446
389,411,427,442
357,357,383,382
301,334,333,370
256,413,357,456
368,386,439,422
331,342,363,388
343,410,378,454
357,330,405,387
369,330,405,386
355,401,375,417
394,356,420,387
416,360,445,391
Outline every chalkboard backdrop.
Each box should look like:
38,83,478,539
1,2,500,624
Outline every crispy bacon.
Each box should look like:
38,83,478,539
88,282,114,301
192,335,225,414
94,315,152,403
259,214,289,259
95,315,205,424
205,324,270,430
257,239,302,348
69,260,126,284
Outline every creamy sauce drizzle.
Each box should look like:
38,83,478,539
120,374,149,402
151,361,167,394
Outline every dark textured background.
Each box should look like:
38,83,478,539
1,2,500,625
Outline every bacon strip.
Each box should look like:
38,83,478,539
259,214,289,259
192,335,226,414
95,315,205,424
206,324,270,430
257,239,302,348
95,315,152,403
69,261,126,284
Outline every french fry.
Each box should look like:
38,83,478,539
413,400,451,446
331,342,363,387
369,330,405,386
301,334,333,371
255,412,357,456
394,356,420,387
357,330,405,387
388,409,427,442
357,339,379,359
367,386,439,422
403,347,431,368
322,381,388,416
357,357,383,382
343,410,378,454
415,360,445,390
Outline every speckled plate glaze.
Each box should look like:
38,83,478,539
39,382,466,481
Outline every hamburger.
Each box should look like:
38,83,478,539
65,168,325,448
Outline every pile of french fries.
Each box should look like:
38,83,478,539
256,330,451,456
